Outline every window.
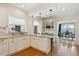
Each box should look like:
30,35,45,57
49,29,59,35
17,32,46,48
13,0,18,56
8,16,26,33
58,22,75,38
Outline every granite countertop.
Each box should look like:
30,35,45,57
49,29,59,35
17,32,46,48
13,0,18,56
0,35,27,39
29,34,55,38
0,34,55,39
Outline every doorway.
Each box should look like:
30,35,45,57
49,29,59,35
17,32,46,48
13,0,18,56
34,26,38,34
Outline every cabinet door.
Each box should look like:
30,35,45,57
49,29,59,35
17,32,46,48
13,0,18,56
31,37,51,53
31,37,37,46
31,37,40,48
31,38,36,47
24,37,30,48
8,38,17,54
37,39,50,52
0,39,8,56
16,37,25,51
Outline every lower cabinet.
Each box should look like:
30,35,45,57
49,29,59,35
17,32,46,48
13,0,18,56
0,39,8,56
0,36,50,55
8,37,30,55
16,37,25,52
31,37,51,54
8,38,17,54
24,36,30,48
0,36,31,56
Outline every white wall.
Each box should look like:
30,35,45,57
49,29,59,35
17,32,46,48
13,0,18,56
38,21,42,34
75,16,79,45
0,7,8,27
27,15,34,35
0,7,8,33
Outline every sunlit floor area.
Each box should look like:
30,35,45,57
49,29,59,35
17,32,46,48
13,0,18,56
49,40,79,56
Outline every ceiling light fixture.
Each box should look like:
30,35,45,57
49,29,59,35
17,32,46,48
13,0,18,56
38,12,42,17
50,9,52,12
39,12,42,15
49,9,53,17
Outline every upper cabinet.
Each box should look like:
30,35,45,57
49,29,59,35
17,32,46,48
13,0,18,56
31,36,51,54
41,19,55,35
8,15,26,33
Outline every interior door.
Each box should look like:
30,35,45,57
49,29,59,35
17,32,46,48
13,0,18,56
34,26,38,34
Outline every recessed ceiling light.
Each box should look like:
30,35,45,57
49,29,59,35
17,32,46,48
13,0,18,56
39,12,42,15
49,9,52,12
21,5,24,7
62,8,65,11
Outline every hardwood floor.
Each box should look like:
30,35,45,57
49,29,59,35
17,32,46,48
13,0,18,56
49,41,79,56
14,47,48,56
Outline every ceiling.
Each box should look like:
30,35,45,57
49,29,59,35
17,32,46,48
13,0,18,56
10,3,79,17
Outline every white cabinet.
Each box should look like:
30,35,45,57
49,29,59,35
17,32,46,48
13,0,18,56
0,36,31,56
16,37,25,52
8,38,17,54
0,39,8,56
31,37,51,54
24,36,30,48
0,36,50,55
8,36,30,55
